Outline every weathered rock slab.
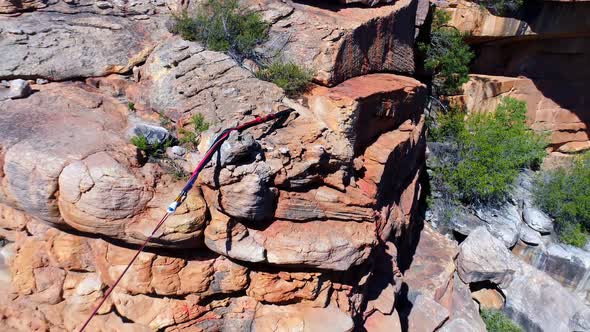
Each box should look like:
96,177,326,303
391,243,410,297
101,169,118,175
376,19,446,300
253,304,354,332
458,227,590,332
407,294,449,332
474,204,521,248
403,223,458,301
255,0,418,86
0,83,207,247
0,11,165,80
457,227,517,286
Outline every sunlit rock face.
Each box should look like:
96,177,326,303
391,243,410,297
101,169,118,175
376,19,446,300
0,0,429,330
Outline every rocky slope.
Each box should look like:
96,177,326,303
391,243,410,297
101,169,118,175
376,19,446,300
0,0,443,331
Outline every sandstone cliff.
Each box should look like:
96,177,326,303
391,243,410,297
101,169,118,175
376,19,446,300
0,0,434,331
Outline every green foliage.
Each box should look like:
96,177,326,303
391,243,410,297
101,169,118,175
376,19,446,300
534,153,590,247
169,162,189,181
255,61,313,96
171,0,268,60
171,0,316,96
178,129,198,148
481,309,523,332
419,9,474,95
130,135,149,151
428,106,465,142
158,111,172,129
432,9,451,30
127,102,136,111
558,223,588,248
191,113,210,133
178,113,210,149
431,98,546,204
256,61,313,96
130,134,173,158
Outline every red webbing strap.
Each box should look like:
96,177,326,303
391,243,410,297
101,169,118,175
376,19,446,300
78,109,292,331
78,212,171,331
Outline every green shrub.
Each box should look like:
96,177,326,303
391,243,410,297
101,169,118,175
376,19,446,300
419,9,474,95
432,9,452,30
255,61,313,96
178,129,198,148
171,0,316,95
131,134,173,158
432,98,546,204
131,135,149,151
481,309,523,332
534,153,590,247
428,106,465,142
191,113,210,133
558,223,588,248
179,113,210,148
158,111,172,129
171,0,268,61
127,102,136,111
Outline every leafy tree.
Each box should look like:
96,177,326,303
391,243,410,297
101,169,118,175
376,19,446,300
430,98,546,204
419,10,474,95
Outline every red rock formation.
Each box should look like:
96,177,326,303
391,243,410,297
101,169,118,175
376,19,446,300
0,0,430,331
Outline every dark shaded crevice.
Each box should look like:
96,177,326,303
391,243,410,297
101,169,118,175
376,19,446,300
292,0,382,12
111,305,134,324
452,230,467,244
394,282,412,332
469,280,506,300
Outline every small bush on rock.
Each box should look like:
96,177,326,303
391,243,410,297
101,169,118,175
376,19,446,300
131,134,173,158
419,10,474,95
130,134,149,151
255,61,313,96
178,129,198,148
534,153,590,247
172,1,314,96
171,0,268,61
179,113,210,149
191,113,210,133
481,309,523,332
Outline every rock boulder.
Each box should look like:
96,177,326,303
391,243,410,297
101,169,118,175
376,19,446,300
458,227,590,332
